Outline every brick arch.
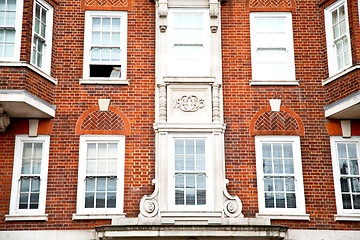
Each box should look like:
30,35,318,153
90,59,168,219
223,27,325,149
245,0,296,12
75,106,130,135
250,106,304,136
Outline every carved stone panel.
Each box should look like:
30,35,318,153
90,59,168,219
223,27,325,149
167,84,212,123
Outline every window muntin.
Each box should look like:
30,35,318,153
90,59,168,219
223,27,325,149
325,0,352,76
168,9,210,76
83,11,127,81
331,137,360,216
0,0,23,61
77,136,125,215
9,135,50,217
255,136,306,215
250,12,295,82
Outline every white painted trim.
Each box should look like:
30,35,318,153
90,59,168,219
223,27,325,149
255,135,307,216
72,213,126,220
256,213,310,220
0,62,57,84
30,0,53,75
324,0,352,77
330,136,360,216
0,91,56,117
79,78,129,85
5,214,48,221
322,65,360,86
76,135,125,215
8,135,50,219
324,92,360,118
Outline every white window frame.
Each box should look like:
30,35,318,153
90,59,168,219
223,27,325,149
324,0,352,77
75,135,125,217
6,135,50,221
30,0,53,75
255,135,308,219
82,11,128,84
0,0,24,61
167,8,210,77
168,133,214,211
330,136,360,221
250,12,296,85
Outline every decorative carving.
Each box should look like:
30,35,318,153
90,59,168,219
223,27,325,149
158,0,168,32
209,0,220,33
0,106,10,132
223,179,243,218
174,95,205,112
159,84,167,122
212,84,221,122
139,179,159,218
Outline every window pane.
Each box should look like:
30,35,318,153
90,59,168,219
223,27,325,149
19,193,29,209
350,160,359,175
274,177,284,191
98,143,107,157
286,193,296,208
87,143,96,158
196,140,205,154
275,193,286,208
102,18,110,31
112,18,120,31
111,47,120,61
85,192,94,208
86,177,95,191
283,143,293,158
175,155,184,171
263,158,272,174
265,193,274,208
338,143,347,159
348,144,357,159
107,177,117,191
21,158,31,174
102,32,110,45
342,194,352,209
284,159,294,174
92,18,101,31
197,155,205,171
285,177,295,192
96,192,106,208
273,143,282,158
31,178,40,192
107,192,116,208
185,155,194,170
86,159,96,174
186,174,195,188
273,158,283,174
29,193,39,209
97,177,106,191
185,139,194,154
97,159,106,174
92,32,100,45
339,159,348,174
108,158,117,175
175,190,184,205
20,178,30,192
101,48,110,61
7,0,16,11
175,139,184,154
5,29,15,42
5,12,15,26
197,190,206,205
32,158,41,174
175,174,184,188
264,177,273,191
196,174,206,189
91,48,100,61
23,143,33,158
341,177,350,192
186,189,195,205
353,195,360,209
351,178,360,193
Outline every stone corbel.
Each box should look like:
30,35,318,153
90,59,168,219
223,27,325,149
209,0,220,33
223,179,243,218
158,0,168,32
139,179,159,218
0,106,10,132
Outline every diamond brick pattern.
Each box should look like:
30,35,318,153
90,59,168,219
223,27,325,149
81,110,125,131
84,0,128,7
255,111,299,132
249,0,293,8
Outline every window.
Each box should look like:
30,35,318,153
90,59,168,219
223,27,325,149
255,136,307,219
168,9,210,76
330,136,360,219
82,11,127,83
30,0,53,74
250,12,296,84
0,0,23,61
76,135,125,216
168,134,213,211
6,135,50,221
324,0,352,77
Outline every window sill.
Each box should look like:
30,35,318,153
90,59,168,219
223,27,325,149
72,213,126,220
80,78,129,85
334,214,360,221
5,214,48,221
0,61,57,84
249,80,299,86
256,213,310,220
322,64,360,86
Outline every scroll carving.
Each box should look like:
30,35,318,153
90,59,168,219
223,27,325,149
174,95,205,112
139,179,159,218
223,179,243,218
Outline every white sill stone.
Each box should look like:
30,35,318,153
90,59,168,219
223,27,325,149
5,214,48,221
322,64,360,86
249,80,299,86
79,78,130,85
256,213,310,220
72,213,126,220
334,214,360,221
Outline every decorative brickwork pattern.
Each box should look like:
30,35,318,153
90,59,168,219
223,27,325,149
246,0,295,11
82,0,131,10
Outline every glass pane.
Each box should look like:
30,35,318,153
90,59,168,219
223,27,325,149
31,178,40,192
0,0,5,11
112,18,120,31
98,143,107,157
35,18,40,34
21,158,31,174
92,18,101,31
197,155,205,171
97,177,106,191
102,18,111,31
107,192,116,208
86,159,96,174
29,193,39,209
264,177,273,191
102,32,110,45
339,20,346,36
285,177,295,192
333,24,339,40
339,6,345,21
342,194,352,209
286,193,296,208
175,155,184,171
0,12,4,26
85,192,94,208
97,159,106,174
185,139,194,154
348,144,357,159
87,143,96,158
96,192,105,208
339,159,348,175
5,29,15,42
23,143,33,158
353,195,360,209
175,174,184,188
175,190,184,205
108,159,117,175
111,32,120,45
197,190,206,205
86,177,95,191
341,177,350,192
107,177,117,191
5,12,15,26
284,159,294,174
32,159,41,174
273,158,283,174
40,22,46,38
19,193,29,209
108,143,117,157
351,178,360,193
91,48,100,61
111,48,120,61
186,189,195,205
263,158,272,174
196,174,206,189
274,177,284,191
196,140,205,154
185,155,194,170
283,143,293,158
175,139,184,154
338,143,347,159
20,178,30,192
265,193,274,208
7,0,16,11
186,174,195,188
276,193,286,208
92,32,100,45
273,143,282,158
33,143,43,158
350,160,359,175
101,48,110,61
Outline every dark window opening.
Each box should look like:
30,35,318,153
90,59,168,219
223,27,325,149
90,65,121,78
